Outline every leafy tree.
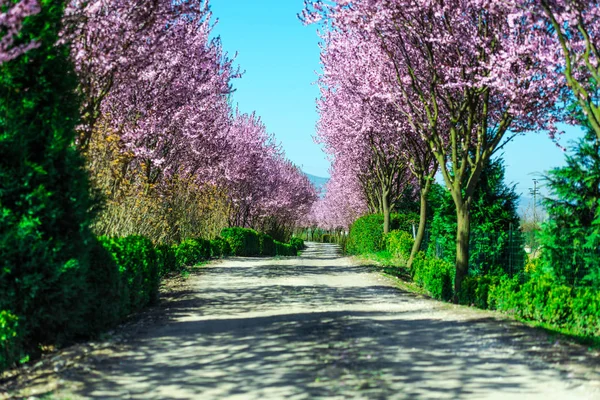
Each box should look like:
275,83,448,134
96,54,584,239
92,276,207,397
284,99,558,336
541,128,600,287
0,0,94,348
429,158,525,276
304,0,561,299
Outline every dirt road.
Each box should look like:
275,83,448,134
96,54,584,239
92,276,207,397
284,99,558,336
6,242,600,399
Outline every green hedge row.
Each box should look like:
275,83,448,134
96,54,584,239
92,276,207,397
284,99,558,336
341,212,600,341
220,227,304,257
346,213,418,255
487,274,600,337
407,253,599,337
385,230,414,262
381,237,600,338
411,252,455,302
1,229,303,370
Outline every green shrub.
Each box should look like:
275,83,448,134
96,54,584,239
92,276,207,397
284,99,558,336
571,288,600,337
101,236,160,316
0,311,22,371
347,213,418,255
457,275,502,309
346,214,386,255
488,273,600,337
275,240,296,256
221,227,260,256
289,237,305,252
385,230,414,261
258,233,276,256
210,237,232,258
0,0,95,351
175,238,211,266
412,253,454,301
156,244,180,276
85,238,124,331
487,275,523,313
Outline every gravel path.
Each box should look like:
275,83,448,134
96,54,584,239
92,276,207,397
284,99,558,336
6,242,600,399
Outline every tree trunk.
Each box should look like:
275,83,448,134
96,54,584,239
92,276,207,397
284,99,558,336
407,184,429,269
454,200,471,303
382,190,391,234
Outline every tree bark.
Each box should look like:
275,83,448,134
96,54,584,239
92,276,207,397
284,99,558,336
454,199,471,303
382,188,391,234
407,180,430,269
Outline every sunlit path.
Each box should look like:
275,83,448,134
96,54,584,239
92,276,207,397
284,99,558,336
36,243,598,399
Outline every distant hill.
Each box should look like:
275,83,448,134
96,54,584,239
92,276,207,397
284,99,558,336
305,173,329,194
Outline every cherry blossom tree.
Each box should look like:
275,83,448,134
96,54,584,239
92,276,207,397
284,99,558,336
0,0,40,64
102,16,235,187
223,112,317,238
59,0,317,241
309,7,436,264
305,0,562,297
529,0,600,139
63,0,220,151
315,160,369,231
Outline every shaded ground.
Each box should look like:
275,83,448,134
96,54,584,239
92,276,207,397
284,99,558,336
2,242,600,399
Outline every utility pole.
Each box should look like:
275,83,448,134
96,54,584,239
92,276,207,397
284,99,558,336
529,179,540,224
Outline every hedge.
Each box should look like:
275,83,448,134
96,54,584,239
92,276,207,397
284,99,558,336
210,237,232,258
346,213,418,255
385,230,414,261
221,227,261,256
259,232,276,256
2,228,302,371
289,237,305,252
220,227,300,257
411,252,454,301
390,250,600,338
156,244,180,277
0,311,22,371
488,273,600,337
99,236,161,316
275,240,297,256
175,238,211,267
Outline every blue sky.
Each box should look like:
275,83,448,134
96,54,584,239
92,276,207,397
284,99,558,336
211,0,328,177
210,0,583,200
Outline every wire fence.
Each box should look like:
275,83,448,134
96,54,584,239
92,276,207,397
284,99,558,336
423,225,600,287
421,223,526,277
299,224,599,287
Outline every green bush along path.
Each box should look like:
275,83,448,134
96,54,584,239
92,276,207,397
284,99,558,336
7,243,600,399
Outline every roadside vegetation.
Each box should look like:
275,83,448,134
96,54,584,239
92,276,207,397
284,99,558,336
2,0,599,376
0,0,312,371
301,0,600,344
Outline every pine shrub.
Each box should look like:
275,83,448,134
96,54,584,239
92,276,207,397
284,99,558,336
0,0,95,362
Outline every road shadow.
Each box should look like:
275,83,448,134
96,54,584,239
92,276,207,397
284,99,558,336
19,242,599,399
60,307,590,399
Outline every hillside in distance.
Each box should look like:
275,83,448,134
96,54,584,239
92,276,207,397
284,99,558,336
305,173,329,194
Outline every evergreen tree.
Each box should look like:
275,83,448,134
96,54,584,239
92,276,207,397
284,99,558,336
428,157,525,276
0,0,95,354
541,128,600,287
